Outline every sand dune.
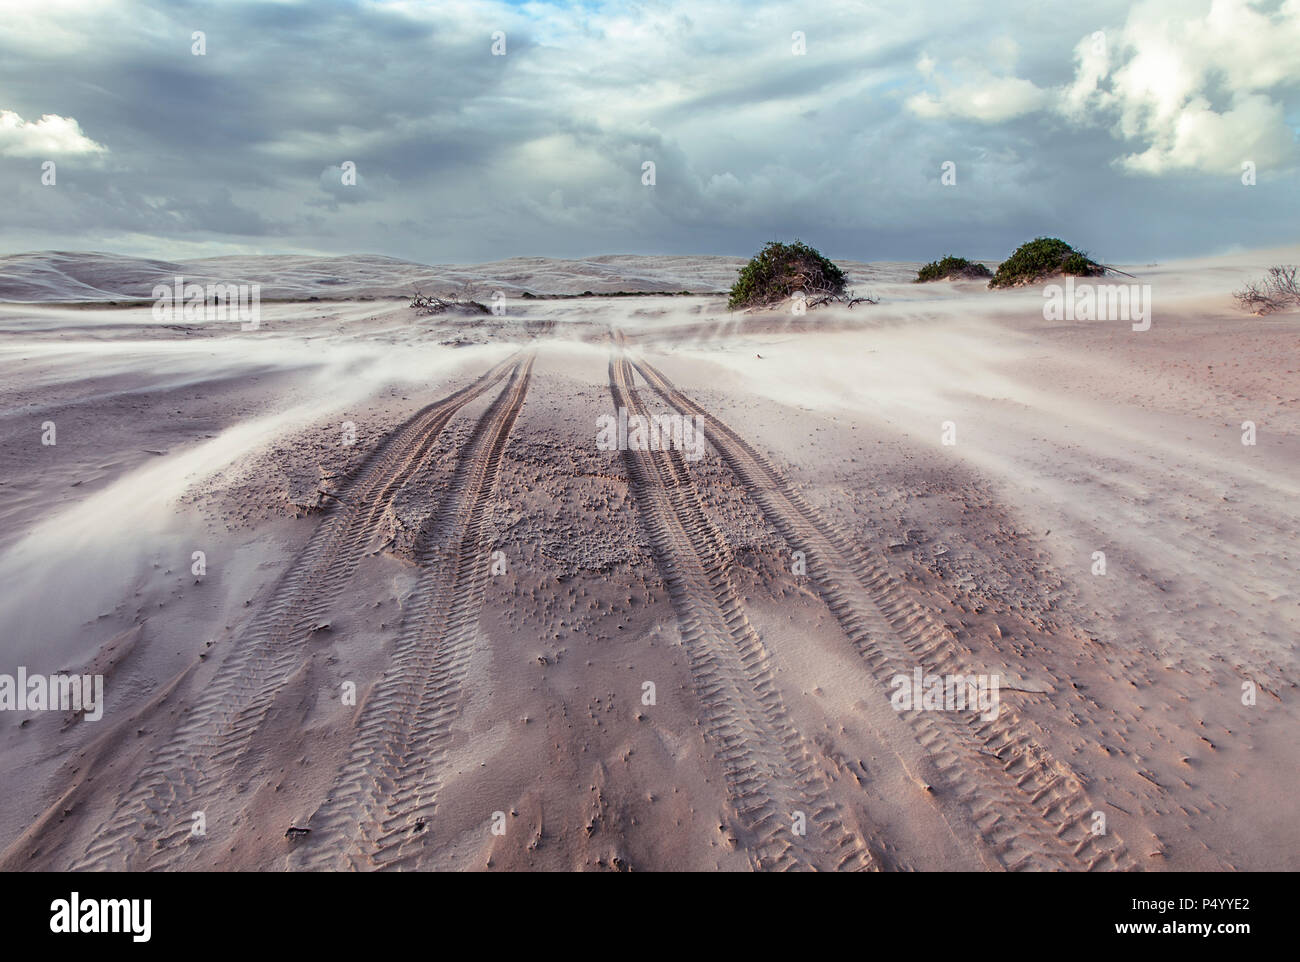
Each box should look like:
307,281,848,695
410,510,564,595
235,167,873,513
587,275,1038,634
0,248,1295,871
0,250,930,303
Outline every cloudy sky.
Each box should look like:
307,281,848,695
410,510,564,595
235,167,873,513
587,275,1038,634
1,0,1297,264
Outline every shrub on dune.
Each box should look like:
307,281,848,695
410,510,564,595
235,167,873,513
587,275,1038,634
988,237,1105,289
728,239,868,310
915,256,993,283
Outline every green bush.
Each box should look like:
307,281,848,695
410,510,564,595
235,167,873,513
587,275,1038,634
915,256,993,283
728,240,847,310
988,237,1104,288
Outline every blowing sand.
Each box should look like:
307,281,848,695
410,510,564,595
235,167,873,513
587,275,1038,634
0,249,1295,871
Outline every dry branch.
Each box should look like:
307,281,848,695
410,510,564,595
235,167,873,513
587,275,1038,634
1234,265,1300,315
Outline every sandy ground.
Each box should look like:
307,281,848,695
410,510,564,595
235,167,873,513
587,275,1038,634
0,249,1296,871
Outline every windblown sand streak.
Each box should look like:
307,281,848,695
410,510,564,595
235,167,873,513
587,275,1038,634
610,354,875,871
2,250,1292,872
630,356,1135,871
68,356,522,870
292,355,534,871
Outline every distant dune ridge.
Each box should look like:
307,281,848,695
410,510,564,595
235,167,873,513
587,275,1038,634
4,247,1297,307
0,250,922,302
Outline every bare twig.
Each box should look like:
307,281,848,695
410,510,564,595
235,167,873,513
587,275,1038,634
1094,262,1137,279
410,286,490,316
1234,265,1300,315
803,283,878,310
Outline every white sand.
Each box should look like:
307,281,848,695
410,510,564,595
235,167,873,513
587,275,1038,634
0,248,1295,870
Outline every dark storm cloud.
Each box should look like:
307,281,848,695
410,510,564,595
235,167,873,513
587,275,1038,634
0,0,1296,262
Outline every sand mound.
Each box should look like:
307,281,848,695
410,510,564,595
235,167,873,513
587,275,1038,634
0,251,921,303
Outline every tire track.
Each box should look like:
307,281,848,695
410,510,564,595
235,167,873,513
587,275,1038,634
631,356,1135,872
609,355,875,871
71,355,522,870
291,355,534,871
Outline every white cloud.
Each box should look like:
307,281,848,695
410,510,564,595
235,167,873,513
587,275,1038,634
904,35,1049,123
908,0,1300,174
907,73,1050,124
0,110,107,158
1118,93,1296,175
1059,31,1111,122
1093,0,1300,174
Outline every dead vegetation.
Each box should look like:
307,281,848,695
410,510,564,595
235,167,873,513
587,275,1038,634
1233,265,1300,315
410,281,491,315
803,287,877,309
